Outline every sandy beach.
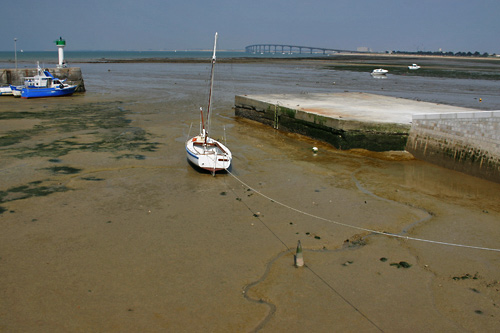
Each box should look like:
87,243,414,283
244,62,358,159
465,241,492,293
1,58,500,332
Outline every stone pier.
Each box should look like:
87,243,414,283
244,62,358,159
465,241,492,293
235,92,499,183
235,92,474,152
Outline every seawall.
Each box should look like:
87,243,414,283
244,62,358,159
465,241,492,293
0,67,85,92
406,111,500,183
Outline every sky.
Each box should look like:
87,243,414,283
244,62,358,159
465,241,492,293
1,0,499,54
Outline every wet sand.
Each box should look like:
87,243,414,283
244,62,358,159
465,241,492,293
1,61,500,332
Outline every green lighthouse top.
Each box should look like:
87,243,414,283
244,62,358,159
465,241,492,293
55,37,66,46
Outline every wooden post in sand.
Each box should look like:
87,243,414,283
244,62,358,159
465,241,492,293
295,240,304,267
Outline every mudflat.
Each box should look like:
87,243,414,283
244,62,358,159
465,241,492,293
1,59,500,332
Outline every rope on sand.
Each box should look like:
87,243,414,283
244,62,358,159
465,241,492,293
226,171,385,333
226,170,500,253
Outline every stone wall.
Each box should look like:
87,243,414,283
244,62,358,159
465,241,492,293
0,67,85,92
406,111,500,183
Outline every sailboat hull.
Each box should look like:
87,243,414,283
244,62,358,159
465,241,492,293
186,136,232,172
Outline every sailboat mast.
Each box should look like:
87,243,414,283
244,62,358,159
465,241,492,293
205,32,217,140
199,107,205,134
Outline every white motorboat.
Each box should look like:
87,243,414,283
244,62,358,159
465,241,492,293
0,86,13,96
185,33,232,175
408,64,421,70
371,68,388,75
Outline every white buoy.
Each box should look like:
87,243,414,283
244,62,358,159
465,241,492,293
55,37,66,68
295,240,304,267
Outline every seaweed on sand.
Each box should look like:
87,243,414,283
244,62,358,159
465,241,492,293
390,261,412,269
1,102,158,158
0,182,69,204
44,166,82,175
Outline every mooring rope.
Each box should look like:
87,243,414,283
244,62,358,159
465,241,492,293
225,172,385,332
226,169,500,253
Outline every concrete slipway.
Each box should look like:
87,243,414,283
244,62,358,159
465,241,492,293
234,92,476,152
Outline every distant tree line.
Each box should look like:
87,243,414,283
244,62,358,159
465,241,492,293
390,50,494,57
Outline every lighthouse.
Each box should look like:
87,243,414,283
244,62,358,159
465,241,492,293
55,37,66,68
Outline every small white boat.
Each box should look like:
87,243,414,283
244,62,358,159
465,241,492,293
0,86,13,96
186,127,232,174
371,68,388,75
408,64,421,70
185,33,232,175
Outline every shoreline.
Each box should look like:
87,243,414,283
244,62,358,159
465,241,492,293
3,52,500,63
85,53,500,64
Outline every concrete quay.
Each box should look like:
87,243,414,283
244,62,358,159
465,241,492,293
234,92,475,151
0,67,85,92
235,92,500,183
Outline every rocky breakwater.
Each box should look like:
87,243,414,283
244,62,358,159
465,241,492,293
0,67,85,92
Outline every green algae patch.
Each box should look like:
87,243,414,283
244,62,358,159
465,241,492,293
44,166,82,175
0,182,69,204
81,176,105,181
281,107,297,119
114,153,147,160
390,261,412,269
1,102,158,159
313,114,327,126
452,273,479,281
0,132,29,147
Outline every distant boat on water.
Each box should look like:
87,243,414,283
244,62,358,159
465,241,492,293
371,68,388,76
408,63,421,70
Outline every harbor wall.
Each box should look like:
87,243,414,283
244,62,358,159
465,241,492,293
0,67,85,92
234,95,410,151
406,111,500,183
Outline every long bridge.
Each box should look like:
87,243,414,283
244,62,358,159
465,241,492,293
245,44,355,55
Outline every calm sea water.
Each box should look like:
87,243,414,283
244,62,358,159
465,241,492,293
1,50,498,111
0,50,321,64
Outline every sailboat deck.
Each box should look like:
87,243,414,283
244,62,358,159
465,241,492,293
192,142,226,155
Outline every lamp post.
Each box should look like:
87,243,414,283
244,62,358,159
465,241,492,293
14,38,17,69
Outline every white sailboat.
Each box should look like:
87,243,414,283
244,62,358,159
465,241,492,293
185,33,232,175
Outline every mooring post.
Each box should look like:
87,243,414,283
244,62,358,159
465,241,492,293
295,240,304,267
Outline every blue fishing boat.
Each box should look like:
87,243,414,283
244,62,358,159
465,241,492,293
20,63,77,99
